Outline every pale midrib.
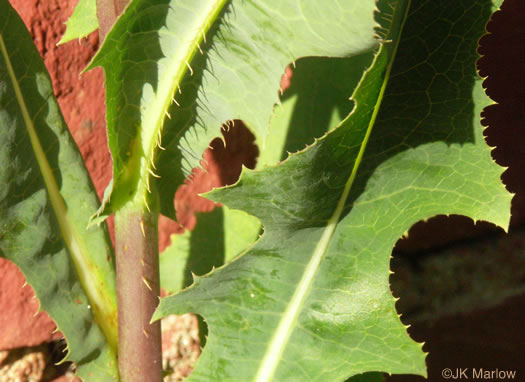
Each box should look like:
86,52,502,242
254,3,410,381
0,36,118,352
136,0,229,205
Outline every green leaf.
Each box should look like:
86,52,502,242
260,53,374,168
58,0,98,44
154,0,510,380
160,41,376,296
159,54,374,294
87,0,379,223
0,2,118,380
160,206,260,293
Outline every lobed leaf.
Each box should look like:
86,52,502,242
87,0,379,223
260,53,374,168
154,0,510,381
0,2,118,380
159,53,374,293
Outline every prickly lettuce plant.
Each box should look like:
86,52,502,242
0,0,510,381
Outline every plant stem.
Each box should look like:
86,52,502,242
95,2,162,380
115,205,163,382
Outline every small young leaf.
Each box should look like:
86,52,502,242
58,0,98,44
0,2,118,379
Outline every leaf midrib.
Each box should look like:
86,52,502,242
0,35,118,352
253,2,410,380
135,0,229,207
